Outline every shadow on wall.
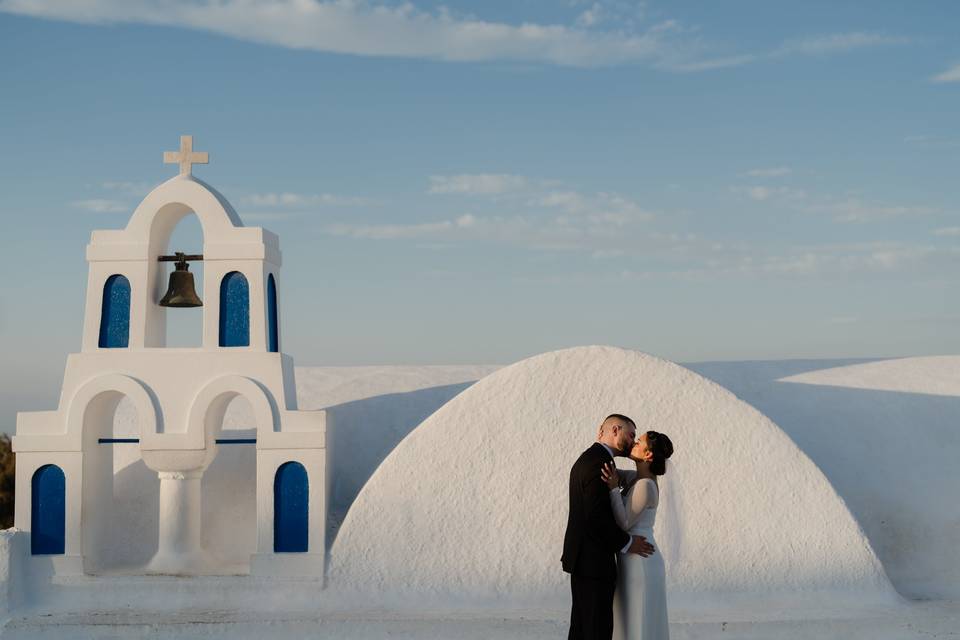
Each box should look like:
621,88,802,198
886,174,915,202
689,360,960,601
202,429,257,567
324,382,475,548
758,385,960,601
105,431,258,572
107,460,159,570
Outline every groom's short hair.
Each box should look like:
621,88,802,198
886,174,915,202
603,413,636,429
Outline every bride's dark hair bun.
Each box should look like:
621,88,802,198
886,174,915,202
646,431,674,476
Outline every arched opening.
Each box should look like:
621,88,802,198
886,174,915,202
274,462,308,553
219,272,250,347
31,464,65,555
80,390,156,573
163,212,204,347
267,273,279,353
98,274,130,348
202,394,257,568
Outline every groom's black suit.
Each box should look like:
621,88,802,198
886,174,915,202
562,442,631,640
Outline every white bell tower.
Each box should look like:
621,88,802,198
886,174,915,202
14,136,327,577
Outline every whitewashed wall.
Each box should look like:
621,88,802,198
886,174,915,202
328,347,896,608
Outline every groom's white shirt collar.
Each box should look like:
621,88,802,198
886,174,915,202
598,442,617,459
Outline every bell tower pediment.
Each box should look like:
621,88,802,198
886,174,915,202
78,137,282,352
86,175,279,265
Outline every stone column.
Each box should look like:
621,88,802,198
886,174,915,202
146,470,210,574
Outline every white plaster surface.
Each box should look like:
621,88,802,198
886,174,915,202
327,346,895,607
687,356,960,600
781,355,960,396
3,600,960,640
102,365,498,568
4,350,960,636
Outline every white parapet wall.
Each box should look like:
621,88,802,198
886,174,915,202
0,529,25,619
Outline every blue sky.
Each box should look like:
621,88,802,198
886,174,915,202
1,1,958,429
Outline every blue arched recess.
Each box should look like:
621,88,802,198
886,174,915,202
31,465,65,555
219,271,250,347
98,274,130,348
267,274,279,353
274,462,308,552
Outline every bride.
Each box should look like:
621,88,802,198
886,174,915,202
601,430,674,640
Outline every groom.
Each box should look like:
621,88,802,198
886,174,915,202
562,414,655,640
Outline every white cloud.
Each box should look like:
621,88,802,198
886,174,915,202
732,185,805,202
240,192,375,208
777,32,911,56
732,183,943,224
575,3,603,28
902,134,960,149
1,1,904,71
72,198,128,213
239,212,302,222
428,174,529,196
746,186,775,201
742,167,792,178
931,63,960,84
664,53,757,72
0,0,735,69
804,198,940,223
620,242,960,280
934,227,960,237
326,214,476,240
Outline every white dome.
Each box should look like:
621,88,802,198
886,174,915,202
329,346,895,606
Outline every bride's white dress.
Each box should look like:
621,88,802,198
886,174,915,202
610,477,669,640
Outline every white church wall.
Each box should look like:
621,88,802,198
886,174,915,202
327,347,897,609
13,451,83,576
250,447,326,577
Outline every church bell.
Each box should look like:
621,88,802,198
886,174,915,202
159,253,203,308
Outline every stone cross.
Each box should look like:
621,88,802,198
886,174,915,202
164,135,209,176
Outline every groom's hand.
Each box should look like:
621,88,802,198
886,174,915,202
628,535,655,557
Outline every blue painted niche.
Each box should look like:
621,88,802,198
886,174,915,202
274,461,308,552
219,271,250,347
267,274,279,353
31,465,65,555
98,274,130,348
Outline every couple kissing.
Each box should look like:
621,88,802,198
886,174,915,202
562,414,675,640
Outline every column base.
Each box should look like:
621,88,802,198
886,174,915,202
145,549,216,576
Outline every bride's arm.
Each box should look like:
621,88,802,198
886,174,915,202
612,479,655,531
627,480,655,527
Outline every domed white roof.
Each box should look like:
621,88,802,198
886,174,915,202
330,346,895,607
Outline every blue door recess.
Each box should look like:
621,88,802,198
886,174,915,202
267,274,279,353
219,271,250,347
274,462,308,552
31,465,66,555
98,274,130,348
